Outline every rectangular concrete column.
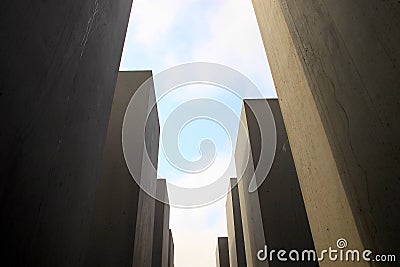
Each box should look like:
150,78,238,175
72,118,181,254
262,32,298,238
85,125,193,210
216,237,230,267
85,71,159,267
247,99,317,266
251,0,400,264
235,99,317,266
226,178,247,267
0,1,133,266
168,229,175,267
152,179,170,267
235,104,266,267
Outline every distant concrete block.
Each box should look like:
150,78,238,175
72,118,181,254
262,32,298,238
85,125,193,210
216,237,230,267
152,179,170,267
85,71,159,267
226,178,247,267
235,99,317,266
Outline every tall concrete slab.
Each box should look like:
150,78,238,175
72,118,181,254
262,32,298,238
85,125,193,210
216,237,230,267
251,0,400,264
168,229,175,267
226,178,247,267
0,1,133,266
235,99,317,266
85,71,159,266
235,103,266,267
245,99,317,266
152,179,170,267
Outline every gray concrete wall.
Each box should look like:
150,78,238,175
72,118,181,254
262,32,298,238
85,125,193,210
131,71,160,266
85,71,159,267
251,0,400,265
216,237,230,267
226,178,247,267
236,103,267,267
152,179,170,267
243,99,317,267
0,1,133,266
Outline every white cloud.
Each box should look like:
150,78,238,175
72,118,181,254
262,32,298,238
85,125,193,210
157,83,228,104
192,0,276,97
129,0,193,47
168,151,234,188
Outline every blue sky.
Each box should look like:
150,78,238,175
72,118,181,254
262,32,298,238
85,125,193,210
120,0,275,266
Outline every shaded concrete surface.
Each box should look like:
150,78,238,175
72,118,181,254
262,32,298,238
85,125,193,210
85,71,159,266
216,237,230,267
168,229,175,267
130,71,161,266
235,99,317,266
235,102,267,267
244,99,318,267
251,1,400,265
0,1,133,266
152,179,170,267
226,178,247,267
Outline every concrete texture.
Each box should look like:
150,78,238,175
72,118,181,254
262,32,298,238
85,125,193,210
168,229,175,267
85,71,159,266
152,179,170,267
226,178,247,267
0,1,133,266
247,99,317,266
235,102,266,267
251,1,400,265
216,237,230,267
235,99,317,266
